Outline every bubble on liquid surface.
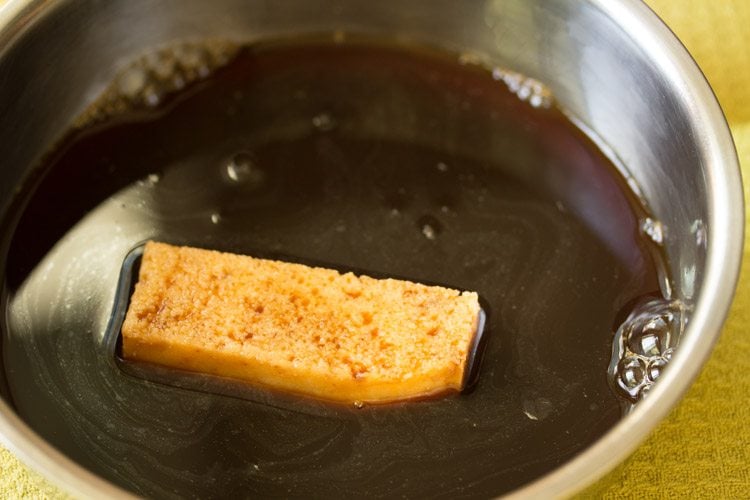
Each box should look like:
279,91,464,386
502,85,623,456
618,357,646,390
522,397,553,422
117,66,147,99
312,112,337,132
641,217,664,245
609,298,685,402
210,212,221,224
224,152,265,188
417,215,442,240
647,357,668,382
143,84,164,108
491,67,553,108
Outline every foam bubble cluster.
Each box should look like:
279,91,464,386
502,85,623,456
609,298,685,404
491,67,553,108
641,217,665,245
457,51,554,109
74,40,239,128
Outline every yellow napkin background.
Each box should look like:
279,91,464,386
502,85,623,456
1,0,749,498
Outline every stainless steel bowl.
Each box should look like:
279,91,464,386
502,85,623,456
0,0,742,497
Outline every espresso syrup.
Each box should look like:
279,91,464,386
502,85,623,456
1,40,662,498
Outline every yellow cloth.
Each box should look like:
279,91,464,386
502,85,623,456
1,1,748,498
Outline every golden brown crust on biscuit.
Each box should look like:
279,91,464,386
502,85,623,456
121,241,480,404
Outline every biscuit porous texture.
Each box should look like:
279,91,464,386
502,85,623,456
121,241,481,404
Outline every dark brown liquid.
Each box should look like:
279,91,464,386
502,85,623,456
1,40,661,498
